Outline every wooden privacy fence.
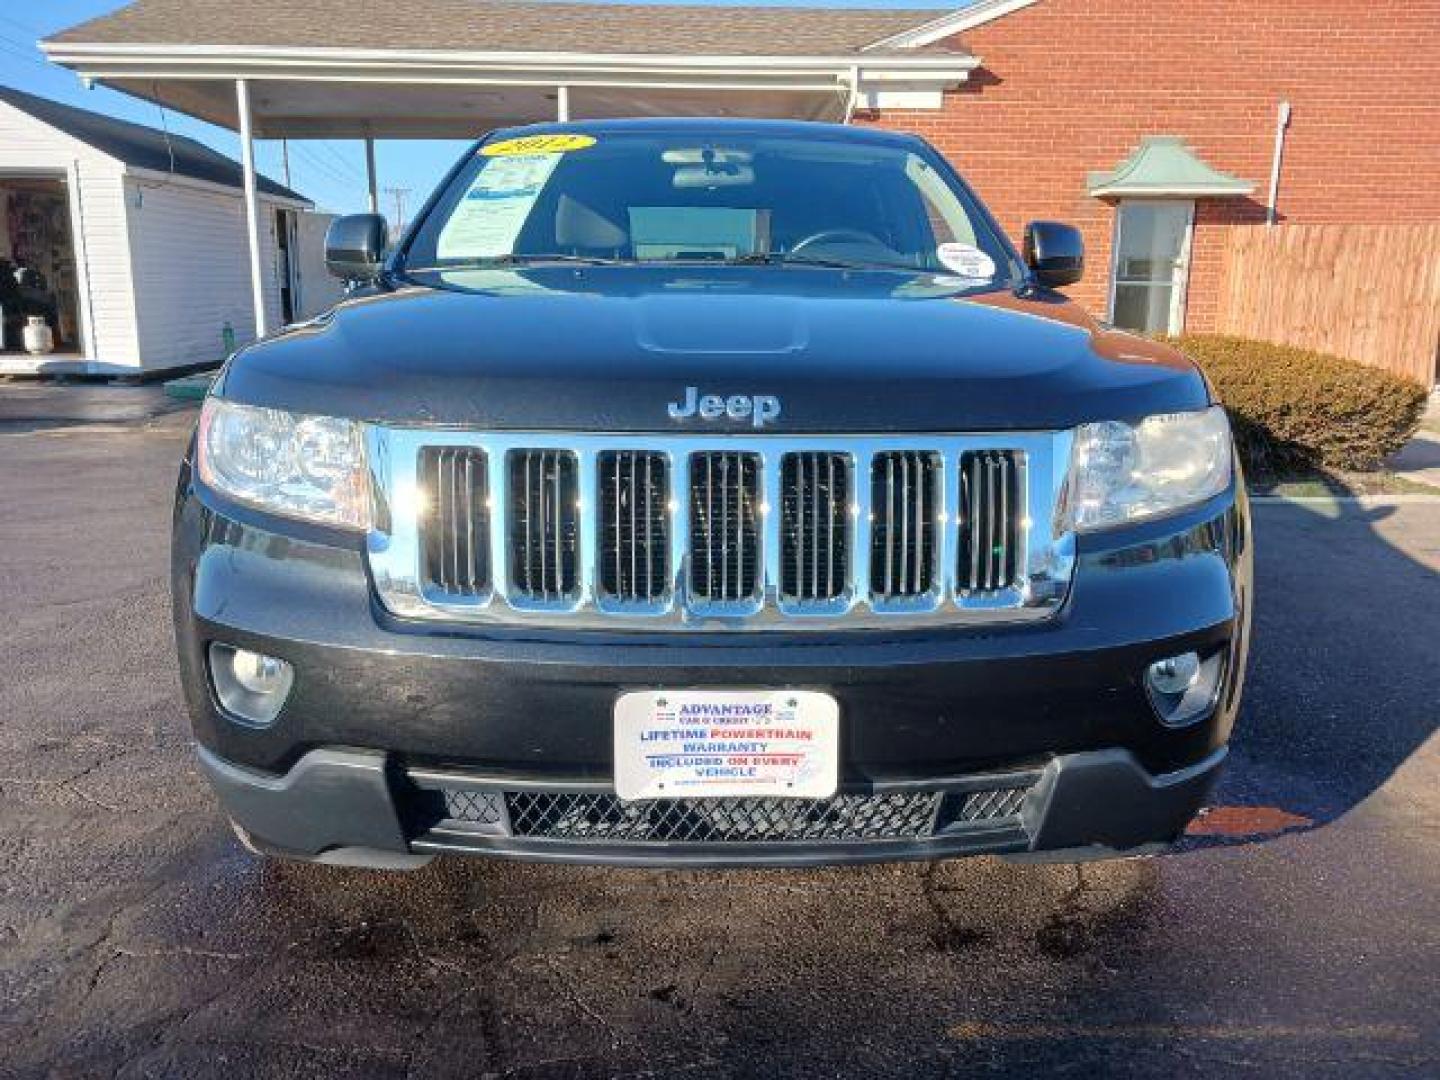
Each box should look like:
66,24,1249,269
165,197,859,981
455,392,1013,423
1214,222,1440,385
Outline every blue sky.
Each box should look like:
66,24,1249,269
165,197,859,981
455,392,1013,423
0,1,961,215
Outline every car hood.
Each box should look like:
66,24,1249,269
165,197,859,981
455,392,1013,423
219,266,1209,433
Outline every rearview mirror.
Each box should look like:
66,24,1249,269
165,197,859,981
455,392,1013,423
325,213,388,282
1023,221,1084,288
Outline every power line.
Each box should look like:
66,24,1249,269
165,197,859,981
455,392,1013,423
315,140,365,183
0,37,55,74
289,144,355,188
0,12,47,38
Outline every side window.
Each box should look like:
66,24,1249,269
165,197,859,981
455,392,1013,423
906,155,978,248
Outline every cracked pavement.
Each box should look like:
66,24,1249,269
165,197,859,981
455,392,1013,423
0,397,1437,1078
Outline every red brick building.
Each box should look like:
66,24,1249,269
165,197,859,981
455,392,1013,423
43,0,1440,363
860,0,1440,338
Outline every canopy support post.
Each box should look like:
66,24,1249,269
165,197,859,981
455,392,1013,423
557,85,570,122
365,137,378,214
235,78,267,339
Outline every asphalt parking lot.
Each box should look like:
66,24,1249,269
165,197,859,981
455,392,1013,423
1,392,1437,1078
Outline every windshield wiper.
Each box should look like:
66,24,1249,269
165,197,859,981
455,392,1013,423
403,253,625,272
725,253,916,272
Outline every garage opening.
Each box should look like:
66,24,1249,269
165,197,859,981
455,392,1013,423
0,175,84,359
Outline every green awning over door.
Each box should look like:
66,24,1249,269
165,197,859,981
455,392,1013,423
1087,136,1255,198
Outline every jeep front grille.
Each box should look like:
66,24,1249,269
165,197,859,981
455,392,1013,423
371,431,1075,629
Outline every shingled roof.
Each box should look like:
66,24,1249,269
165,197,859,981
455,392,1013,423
46,0,962,57
0,86,306,202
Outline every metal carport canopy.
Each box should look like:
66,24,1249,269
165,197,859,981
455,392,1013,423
41,0,978,336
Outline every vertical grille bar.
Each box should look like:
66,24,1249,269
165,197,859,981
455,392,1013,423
598,451,669,603
780,452,850,604
419,447,490,597
508,450,579,601
689,452,761,604
959,450,1022,593
870,451,939,601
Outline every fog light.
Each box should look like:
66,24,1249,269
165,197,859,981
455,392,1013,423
232,649,290,695
209,643,293,727
1147,652,1200,696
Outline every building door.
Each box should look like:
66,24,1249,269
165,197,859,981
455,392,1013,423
1109,200,1194,335
0,175,83,356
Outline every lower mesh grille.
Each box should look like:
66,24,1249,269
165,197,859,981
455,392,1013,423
437,785,1033,843
507,792,939,842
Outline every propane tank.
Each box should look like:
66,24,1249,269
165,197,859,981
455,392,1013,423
23,316,55,356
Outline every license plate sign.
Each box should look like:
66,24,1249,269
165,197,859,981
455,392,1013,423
613,690,839,802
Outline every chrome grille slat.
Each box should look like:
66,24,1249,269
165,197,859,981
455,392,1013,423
599,450,669,604
959,450,1022,594
509,449,579,602
780,451,850,605
371,431,1073,631
690,451,761,605
419,446,490,598
870,451,939,601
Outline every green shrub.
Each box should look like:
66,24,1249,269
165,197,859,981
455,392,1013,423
1168,335,1428,473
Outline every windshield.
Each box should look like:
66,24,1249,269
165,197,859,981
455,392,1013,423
401,129,1018,284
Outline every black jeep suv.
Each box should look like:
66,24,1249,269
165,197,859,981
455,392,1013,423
172,119,1250,869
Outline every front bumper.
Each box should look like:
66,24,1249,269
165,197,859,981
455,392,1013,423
201,743,1227,868
173,458,1250,867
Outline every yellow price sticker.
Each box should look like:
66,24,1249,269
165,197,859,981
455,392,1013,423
481,134,597,157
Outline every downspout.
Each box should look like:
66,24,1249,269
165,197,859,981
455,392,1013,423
1266,100,1292,227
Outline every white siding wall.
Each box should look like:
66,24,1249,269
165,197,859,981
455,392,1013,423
0,101,139,368
125,177,296,370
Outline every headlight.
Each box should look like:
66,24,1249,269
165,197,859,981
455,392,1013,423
1060,406,1232,532
197,398,369,529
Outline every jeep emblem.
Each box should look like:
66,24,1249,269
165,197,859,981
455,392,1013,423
667,386,782,428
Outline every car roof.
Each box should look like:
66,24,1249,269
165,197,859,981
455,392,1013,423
483,116,926,149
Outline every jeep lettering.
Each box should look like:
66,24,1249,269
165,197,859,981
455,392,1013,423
668,386,782,427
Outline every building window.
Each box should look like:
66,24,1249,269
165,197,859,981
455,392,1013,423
1108,200,1194,335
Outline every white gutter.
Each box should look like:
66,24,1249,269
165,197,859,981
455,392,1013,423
41,41,980,77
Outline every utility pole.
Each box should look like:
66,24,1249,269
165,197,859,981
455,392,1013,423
384,186,412,233
280,139,291,188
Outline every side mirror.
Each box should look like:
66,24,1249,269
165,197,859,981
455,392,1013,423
325,213,388,282
1023,221,1084,288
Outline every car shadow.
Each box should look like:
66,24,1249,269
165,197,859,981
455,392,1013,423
1180,486,1439,849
